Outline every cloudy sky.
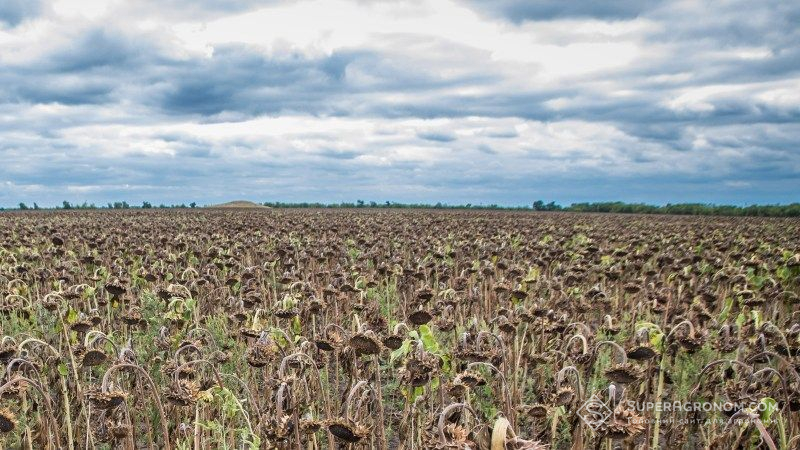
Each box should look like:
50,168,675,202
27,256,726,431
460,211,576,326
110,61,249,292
1,0,798,207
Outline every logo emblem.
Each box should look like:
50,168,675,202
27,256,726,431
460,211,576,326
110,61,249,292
577,394,613,431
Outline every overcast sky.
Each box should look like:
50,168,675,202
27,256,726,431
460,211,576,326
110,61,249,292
1,0,798,207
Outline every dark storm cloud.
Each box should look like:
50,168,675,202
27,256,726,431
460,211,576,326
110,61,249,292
151,44,497,117
645,1,800,49
45,29,148,73
476,144,496,155
0,27,161,105
134,0,287,19
466,0,664,22
485,129,518,139
12,80,115,105
417,131,456,142
314,149,361,160
155,46,360,116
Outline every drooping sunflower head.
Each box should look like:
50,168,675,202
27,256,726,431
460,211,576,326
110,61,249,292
85,386,128,410
0,407,17,433
326,418,370,443
604,363,643,384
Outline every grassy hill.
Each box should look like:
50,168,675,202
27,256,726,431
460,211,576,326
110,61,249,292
207,201,270,209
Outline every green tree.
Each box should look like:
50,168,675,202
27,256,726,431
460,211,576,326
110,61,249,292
545,201,561,211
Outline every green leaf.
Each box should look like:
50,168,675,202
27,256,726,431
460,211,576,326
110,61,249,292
751,310,762,329
636,322,661,331
65,307,78,324
82,286,95,299
735,311,746,328
270,328,288,347
719,297,733,322
57,363,69,377
166,298,184,311
759,397,777,423
418,325,440,354
650,332,665,352
390,339,412,365
291,316,302,335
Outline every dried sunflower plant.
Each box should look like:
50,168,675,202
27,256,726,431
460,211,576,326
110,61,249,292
0,208,797,449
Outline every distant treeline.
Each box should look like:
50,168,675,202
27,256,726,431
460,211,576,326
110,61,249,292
560,202,800,217
262,200,524,210
5,201,198,210
2,200,799,217
262,200,800,217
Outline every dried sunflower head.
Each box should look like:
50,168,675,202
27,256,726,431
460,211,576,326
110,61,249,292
446,379,468,398
623,283,642,294
453,370,486,388
598,404,646,440
0,342,17,364
400,350,440,387
264,414,293,441
787,254,800,268
85,386,128,410
434,316,455,332
520,403,549,419
120,306,142,325
210,350,230,364
306,297,325,315
0,376,28,400
71,317,93,334
438,423,475,449
506,436,548,449
0,407,17,433
408,309,434,326
161,359,196,380
299,417,322,434
315,338,338,352
164,380,201,407
81,348,108,367
712,324,740,353
246,336,279,368
415,286,434,301
349,330,383,356
626,343,658,361
273,307,298,319
552,386,575,406
239,327,261,339
108,420,131,440
382,334,404,350
604,363,643,384
104,280,126,297
42,296,61,311
326,418,370,443
495,315,517,334
676,332,706,352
